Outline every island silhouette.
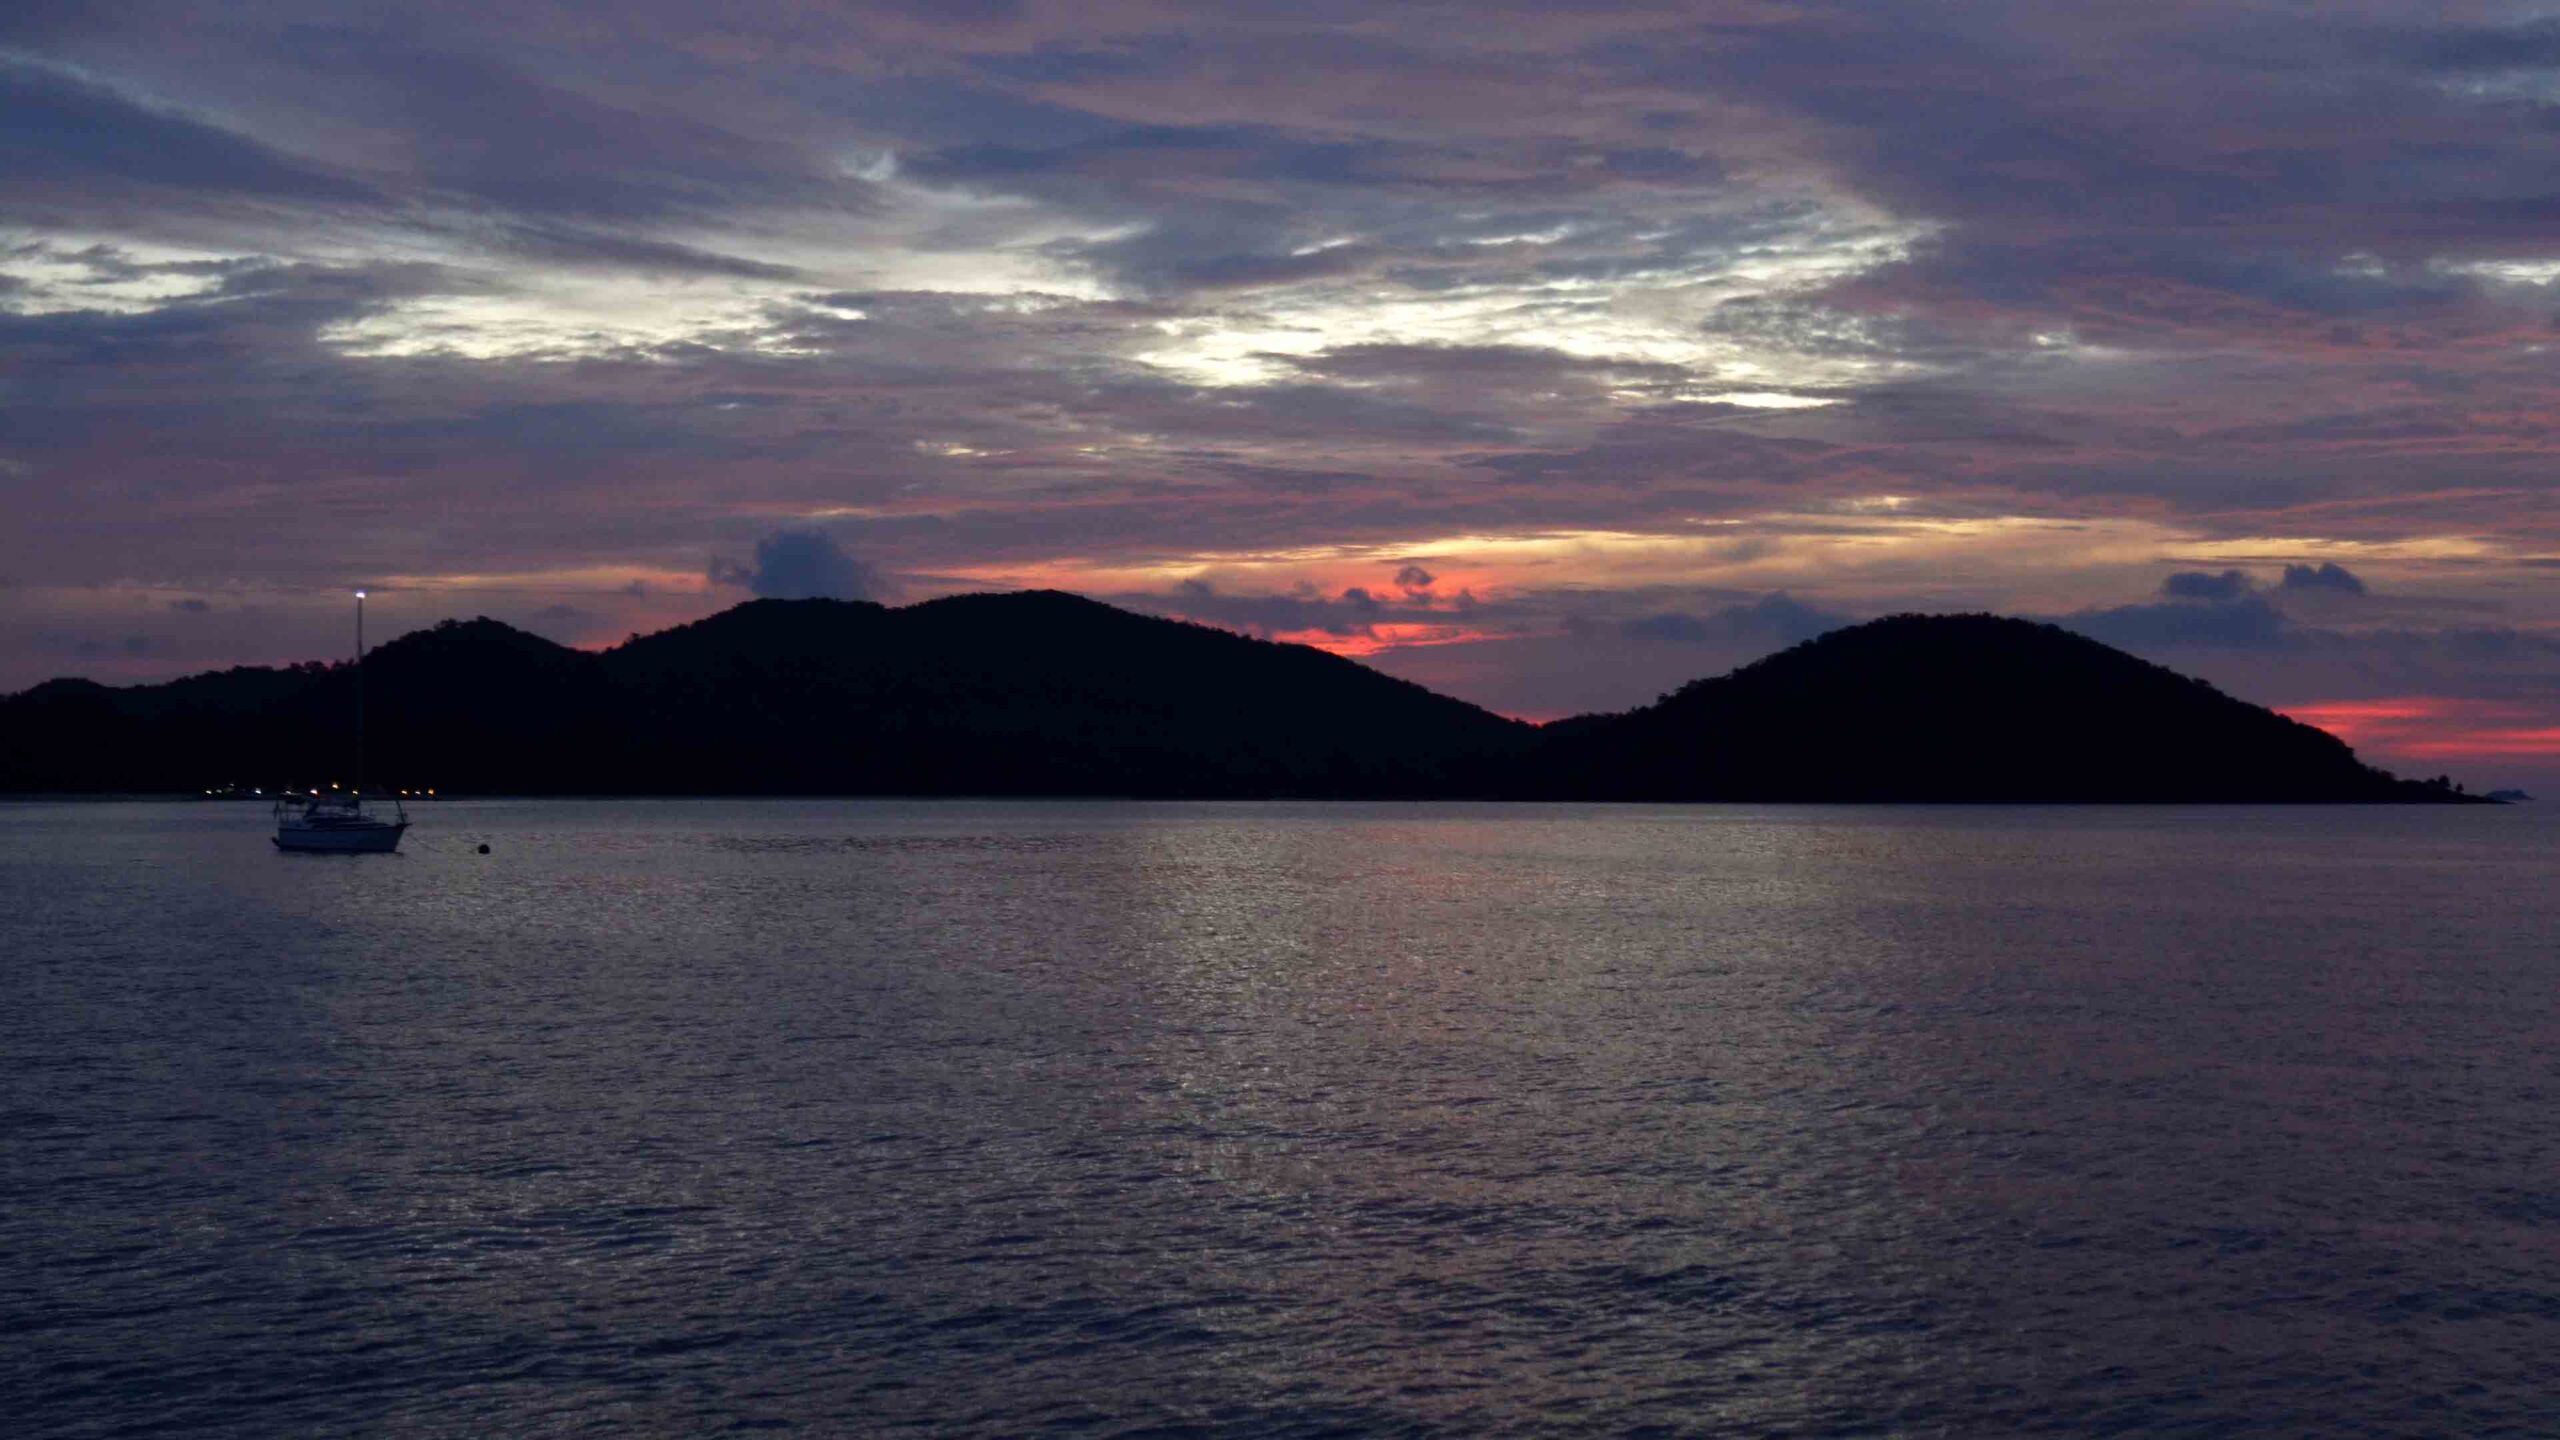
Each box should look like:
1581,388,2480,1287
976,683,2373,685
0,591,2484,802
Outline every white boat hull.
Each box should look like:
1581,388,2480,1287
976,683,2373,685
274,821,409,853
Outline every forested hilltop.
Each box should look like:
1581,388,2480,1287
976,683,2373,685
0,594,2482,803
0,593,1531,798
1532,613,2477,803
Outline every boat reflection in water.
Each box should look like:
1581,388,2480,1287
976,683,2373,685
272,790,409,853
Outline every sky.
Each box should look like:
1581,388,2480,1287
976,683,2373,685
8,1,2560,789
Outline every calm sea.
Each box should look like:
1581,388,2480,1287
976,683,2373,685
4,800,2557,1437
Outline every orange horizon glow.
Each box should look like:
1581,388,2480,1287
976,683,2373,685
1270,622,1507,658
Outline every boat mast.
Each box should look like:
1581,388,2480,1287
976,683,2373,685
355,589,366,797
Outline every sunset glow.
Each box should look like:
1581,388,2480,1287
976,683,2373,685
2284,699,2560,763
7,1,2560,786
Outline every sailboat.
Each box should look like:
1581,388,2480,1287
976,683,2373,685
274,590,410,853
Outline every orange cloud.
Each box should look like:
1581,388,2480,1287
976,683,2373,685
1273,622,1506,658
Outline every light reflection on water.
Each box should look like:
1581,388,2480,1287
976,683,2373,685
4,800,2557,1436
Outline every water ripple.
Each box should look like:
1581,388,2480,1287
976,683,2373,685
3,799,2557,1437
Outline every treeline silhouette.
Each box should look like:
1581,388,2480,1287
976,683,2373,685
0,593,1525,797
1534,613,2467,802
0,593,2483,802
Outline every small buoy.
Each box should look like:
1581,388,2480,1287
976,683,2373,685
477,843,491,854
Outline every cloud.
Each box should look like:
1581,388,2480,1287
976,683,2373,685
2160,569,2255,602
480,223,807,281
709,529,889,602
1157,579,1398,639
11,0,2560,744
1393,564,1436,591
38,631,159,658
0,57,377,214
1615,593,1849,649
244,31,868,226
166,597,211,612
2064,594,2295,652
2279,562,2368,596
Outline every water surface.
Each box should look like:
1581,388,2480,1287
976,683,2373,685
5,800,2557,1436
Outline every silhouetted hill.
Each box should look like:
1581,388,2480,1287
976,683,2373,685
0,598,2480,801
593,592,1533,794
0,593,1531,797
1531,613,2474,802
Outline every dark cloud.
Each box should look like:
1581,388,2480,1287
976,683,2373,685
1615,593,1849,649
481,224,806,281
2376,19,2560,72
710,530,889,602
1278,344,1694,416
524,602,599,640
0,0,105,44
38,631,160,659
259,31,867,225
2064,594,2296,653
2161,569,2256,602
1157,579,1400,639
0,256,456,382
0,57,376,211
2280,562,2368,596
1394,565,1435,591
167,597,211,612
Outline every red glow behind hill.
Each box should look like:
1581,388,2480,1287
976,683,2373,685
1273,623,1505,658
2282,698,2560,761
